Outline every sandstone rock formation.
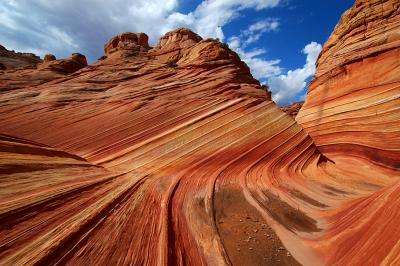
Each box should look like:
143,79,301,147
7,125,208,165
43,54,56,62
280,101,304,118
38,52,88,74
0,53,88,91
297,0,400,169
0,45,42,69
0,1,399,265
104,32,150,58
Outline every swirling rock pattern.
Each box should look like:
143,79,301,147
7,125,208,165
296,0,400,264
0,1,399,265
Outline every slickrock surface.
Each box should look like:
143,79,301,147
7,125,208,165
0,1,399,265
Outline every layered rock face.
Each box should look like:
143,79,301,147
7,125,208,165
0,1,399,265
297,0,400,168
295,1,400,263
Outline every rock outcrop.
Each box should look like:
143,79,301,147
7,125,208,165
0,45,42,69
0,1,399,265
280,101,304,118
43,54,56,62
38,52,88,74
104,32,150,58
0,53,88,91
148,28,202,63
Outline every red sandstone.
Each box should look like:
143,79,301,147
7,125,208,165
0,1,399,265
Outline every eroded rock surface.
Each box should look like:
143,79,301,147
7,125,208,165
0,1,399,264
296,1,400,264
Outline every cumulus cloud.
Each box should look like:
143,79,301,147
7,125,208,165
267,41,322,105
226,18,282,81
0,0,179,61
242,18,280,46
228,36,281,80
167,0,281,41
228,26,321,105
0,0,281,62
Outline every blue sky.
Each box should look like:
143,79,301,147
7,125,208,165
0,0,354,105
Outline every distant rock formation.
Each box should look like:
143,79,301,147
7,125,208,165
38,52,88,74
0,44,42,69
43,54,56,62
280,101,303,118
0,52,88,91
104,32,150,57
0,1,399,265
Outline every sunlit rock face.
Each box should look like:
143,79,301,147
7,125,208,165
0,1,399,264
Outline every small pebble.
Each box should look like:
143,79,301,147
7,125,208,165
249,247,253,250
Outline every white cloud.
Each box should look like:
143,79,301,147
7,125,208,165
228,36,282,80
241,18,279,46
267,41,322,105
0,0,179,60
167,0,281,41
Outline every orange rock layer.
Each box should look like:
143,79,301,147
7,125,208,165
0,1,399,265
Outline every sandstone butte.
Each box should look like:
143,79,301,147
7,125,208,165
0,0,399,265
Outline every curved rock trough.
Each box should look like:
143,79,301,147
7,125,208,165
0,0,399,265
